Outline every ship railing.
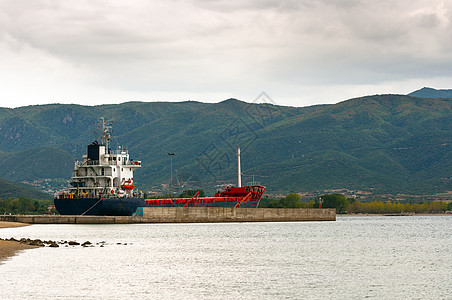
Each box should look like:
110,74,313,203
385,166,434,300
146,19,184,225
234,192,253,208
69,187,104,192
78,160,139,167
123,161,141,166
110,149,128,155
183,191,200,207
73,173,112,178
58,192,98,199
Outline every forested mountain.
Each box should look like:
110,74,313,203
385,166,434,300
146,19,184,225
0,94,450,196
0,178,53,200
409,87,452,99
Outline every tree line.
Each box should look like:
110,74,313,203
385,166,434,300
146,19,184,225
2,193,450,215
0,197,53,215
259,193,452,214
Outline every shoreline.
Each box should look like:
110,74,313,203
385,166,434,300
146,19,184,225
0,213,449,261
0,221,31,229
0,221,37,263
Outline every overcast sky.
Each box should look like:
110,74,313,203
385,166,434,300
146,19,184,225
1,0,451,108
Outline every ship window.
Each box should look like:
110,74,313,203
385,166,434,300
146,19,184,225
121,168,123,171
118,156,121,161
113,157,116,161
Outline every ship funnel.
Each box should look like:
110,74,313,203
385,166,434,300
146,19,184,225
237,147,242,187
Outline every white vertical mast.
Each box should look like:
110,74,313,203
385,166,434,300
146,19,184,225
99,117,112,152
237,147,242,187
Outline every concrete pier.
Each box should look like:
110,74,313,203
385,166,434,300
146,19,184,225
0,208,335,224
139,207,335,222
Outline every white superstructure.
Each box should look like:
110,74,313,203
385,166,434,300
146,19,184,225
69,117,141,199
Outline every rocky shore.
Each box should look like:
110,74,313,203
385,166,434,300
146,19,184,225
0,221,36,262
1,221,125,263
0,237,104,248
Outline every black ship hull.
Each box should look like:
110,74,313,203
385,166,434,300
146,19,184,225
54,197,261,216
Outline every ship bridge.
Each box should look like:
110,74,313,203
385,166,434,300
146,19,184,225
68,118,141,199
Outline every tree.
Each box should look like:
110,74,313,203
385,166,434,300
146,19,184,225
33,200,40,212
281,193,301,208
0,197,52,214
267,200,284,208
320,194,349,213
179,189,205,198
18,197,34,213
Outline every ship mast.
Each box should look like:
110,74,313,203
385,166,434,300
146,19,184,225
237,147,242,187
99,117,112,151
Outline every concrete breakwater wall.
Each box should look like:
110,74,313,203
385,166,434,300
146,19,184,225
0,208,335,224
138,207,336,222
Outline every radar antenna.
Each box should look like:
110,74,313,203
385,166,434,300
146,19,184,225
94,117,113,151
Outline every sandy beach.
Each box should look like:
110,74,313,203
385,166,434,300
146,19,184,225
0,221,30,229
0,221,37,262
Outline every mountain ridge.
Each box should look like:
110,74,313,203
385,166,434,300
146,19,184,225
408,87,452,99
0,178,53,200
0,94,450,196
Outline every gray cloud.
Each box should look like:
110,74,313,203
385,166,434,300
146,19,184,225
0,0,451,107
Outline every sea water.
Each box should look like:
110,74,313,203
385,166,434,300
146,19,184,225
0,216,450,299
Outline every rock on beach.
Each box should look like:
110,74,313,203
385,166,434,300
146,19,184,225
0,221,36,262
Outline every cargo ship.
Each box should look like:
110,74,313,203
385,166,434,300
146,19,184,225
54,117,266,216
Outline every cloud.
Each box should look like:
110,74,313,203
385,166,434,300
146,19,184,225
0,0,451,108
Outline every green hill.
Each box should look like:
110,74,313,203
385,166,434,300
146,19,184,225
0,147,75,181
408,87,452,99
0,178,53,200
0,94,450,196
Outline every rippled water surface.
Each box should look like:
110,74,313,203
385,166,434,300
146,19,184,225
1,216,451,299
